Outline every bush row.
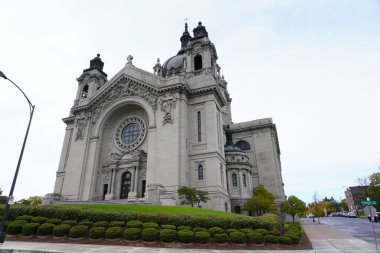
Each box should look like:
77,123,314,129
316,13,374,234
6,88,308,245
6,220,297,244
1,205,280,230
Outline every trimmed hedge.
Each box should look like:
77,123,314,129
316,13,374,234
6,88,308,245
53,224,71,237
255,228,269,236
195,231,210,244
279,236,292,244
62,220,77,227
208,227,225,236
31,216,48,224
2,205,281,231
160,229,177,243
240,228,254,234
15,215,33,222
78,220,93,227
7,220,28,235
143,222,159,229
108,221,125,228
161,224,176,230
177,225,192,231
226,228,238,234
93,221,108,228
46,218,62,225
105,227,123,239
141,228,159,242
127,220,143,228
230,231,246,244
214,233,228,243
193,227,208,233
37,223,55,236
264,234,279,244
178,229,194,243
22,223,40,236
247,232,263,244
123,228,141,241
89,227,105,239
69,225,88,238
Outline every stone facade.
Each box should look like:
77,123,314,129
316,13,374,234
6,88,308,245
52,22,286,212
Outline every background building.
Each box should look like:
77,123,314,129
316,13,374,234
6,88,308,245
345,186,368,213
52,22,286,212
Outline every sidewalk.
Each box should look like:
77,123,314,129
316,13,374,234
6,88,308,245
302,219,377,253
0,221,377,253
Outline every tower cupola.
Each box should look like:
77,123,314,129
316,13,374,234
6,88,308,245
180,23,192,49
192,22,208,39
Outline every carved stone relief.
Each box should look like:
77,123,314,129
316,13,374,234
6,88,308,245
91,77,158,124
158,94,178,125
75,112,89,141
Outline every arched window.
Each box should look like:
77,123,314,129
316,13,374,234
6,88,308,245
198,165,204,180
234,206,241,214
120,172,132,199
81,85,89,99
235,140,251,151
243,174,247,187
194,54,202,70
225,202,228,212
232,173,237,187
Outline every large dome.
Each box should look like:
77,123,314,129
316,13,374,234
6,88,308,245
161,53,185,77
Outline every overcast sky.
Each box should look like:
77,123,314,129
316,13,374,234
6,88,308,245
1,0,379,204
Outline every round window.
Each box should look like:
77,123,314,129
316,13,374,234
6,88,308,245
121,123,140,144
115,116,146,151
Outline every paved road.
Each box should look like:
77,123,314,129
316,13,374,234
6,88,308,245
304,217,380,247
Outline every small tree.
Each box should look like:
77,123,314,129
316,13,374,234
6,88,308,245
281,195,307,222
28,195,43,205
178,186,210,207
0,187,7,204
244,184,276,216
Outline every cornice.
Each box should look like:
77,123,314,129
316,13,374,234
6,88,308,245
62,116,75,124
228,123,275,133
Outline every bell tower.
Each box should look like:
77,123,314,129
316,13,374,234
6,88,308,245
75,54,107,106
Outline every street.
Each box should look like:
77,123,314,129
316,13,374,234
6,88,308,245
302,217,380,247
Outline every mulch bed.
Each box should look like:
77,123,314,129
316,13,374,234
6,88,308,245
6,234,312,250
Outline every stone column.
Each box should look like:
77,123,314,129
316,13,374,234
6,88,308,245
238,170,243,197
105,166,117,200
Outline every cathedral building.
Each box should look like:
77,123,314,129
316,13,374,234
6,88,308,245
52,22,286,213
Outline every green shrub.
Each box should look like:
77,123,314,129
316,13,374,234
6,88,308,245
264,234,279,244
214,233,228,243
93,221,108,228
53,224,71,237
226,228,238,234
240,228,254,234
230,231,246,244
177,225,192,231
7,220,28,235
247,232,263,244
137,212,159,223
255,228,269,236
46,218,62,225
69,225,88,238
31,216,48,224
105,227,123,239
127,220,143,228
286,232,300,244
270,229,281,236
195,231,210,244
178,229,194,243
22,223,40,236
208,227,225,236
143,222,159,229
141,228,159,242
108,221,125,228
89,227,105,239
123,228,141,241
279,236,292,244
62,220,77,227
79,220,93,227
15,215,33,222
161,224,176,230
160,229,177,243
193,227,208,233
37,223,55,236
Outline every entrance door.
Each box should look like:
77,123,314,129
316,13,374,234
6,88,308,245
120,172,132,199
142,180,146,198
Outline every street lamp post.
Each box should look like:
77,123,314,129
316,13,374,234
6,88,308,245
0,71,35,244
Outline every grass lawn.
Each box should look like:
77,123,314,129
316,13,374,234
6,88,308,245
52,204,244,217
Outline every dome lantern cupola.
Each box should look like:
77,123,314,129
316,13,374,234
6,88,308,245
180,22,192,49
192,22,208,40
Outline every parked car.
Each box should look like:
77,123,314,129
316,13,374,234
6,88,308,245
347,212,356,218
307,213,315,218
